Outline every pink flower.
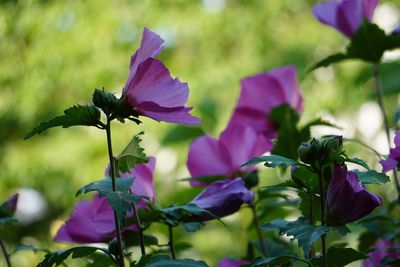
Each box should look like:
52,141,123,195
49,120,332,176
362,239,400,267
313,0,378,37
217,257,249,267
380,130,400,173
123,28,200,125
187,125,262,186
55,158,156,244
227,66,303,152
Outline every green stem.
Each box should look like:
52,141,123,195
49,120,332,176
318,167,327,267
132,203,146,256
168,224,176,260
105,118,125,267
373,63,400,199
250,202,269,257
0,240,11,267
308,195,315,259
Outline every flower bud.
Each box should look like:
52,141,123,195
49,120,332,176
298,138,322,165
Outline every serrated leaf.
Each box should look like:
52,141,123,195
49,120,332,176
242,155,298,168
261,218,333,254
24,104,102,139
291,165,319,193
311,246,367,267
37,246,112,267
76,177,134,196
107,191,145,222
247,255,311,267
308,53,350,72
353,170,389,185
12,245,50,254
115,132,148,173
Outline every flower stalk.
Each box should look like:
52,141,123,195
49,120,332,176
105,118,125,267
168,224,176,260
0,240,11,267
317,166,327,267
373,63,400,199
132,202,146,256
249,202,269,257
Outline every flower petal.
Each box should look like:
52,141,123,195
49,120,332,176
380,158,398,173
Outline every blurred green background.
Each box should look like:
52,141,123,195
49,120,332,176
1,0,399,266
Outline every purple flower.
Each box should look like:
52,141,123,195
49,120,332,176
122,28,200,125
0,194,18,216
362,239,400,267
190,178,254,220
313,0,378,37
55,158,156,243
327,163,381,225
187,125,263,186
217,257,249,267
380,130,400,172
227,66,303,152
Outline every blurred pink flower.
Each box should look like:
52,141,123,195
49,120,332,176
380,130,400,173
217,257,249,267
227,66,302,152
313,0,378,37
187,125,262,186
55,158,156,244
362,239,400,267
123,28,200,125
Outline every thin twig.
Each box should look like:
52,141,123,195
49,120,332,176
105,118,125,267
250,202,269,257
168,224,176,260
318,167,327,267
131,201,146,256
0,240,11,267
373,63,400,199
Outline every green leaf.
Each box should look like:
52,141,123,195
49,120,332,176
298,192,321,224
76,177,134,196
125,233,159,248
37,246,112,267
24,104,102,139
345,157,370,170
242,155,298,168
308,53,350,72
353,170,389,185
309,22,400,71
162,126,204,144
107,191,144,222
182,222,204,232
291,165,319,193
247,255,311,267
311,246,367,267
115,132,148,173
261,218,332,254
132,254,208,267
269,104,302,159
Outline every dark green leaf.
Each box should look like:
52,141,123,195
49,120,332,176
162,126,204,144
125,233,159,248
311,246,367,267
345,157,370,170
242,155,298,168
269,104,302,159
358,231,378,253
115,132,148,173
308,53,350,72
262,218,333,254
182,222,204,232
76,177,134,196
247,255,311,267
24,104,102,139
353,170,389,185
132,254,208,267
291,165,319,193
298,192,321,224
37,246,112,267
107,191,144,222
